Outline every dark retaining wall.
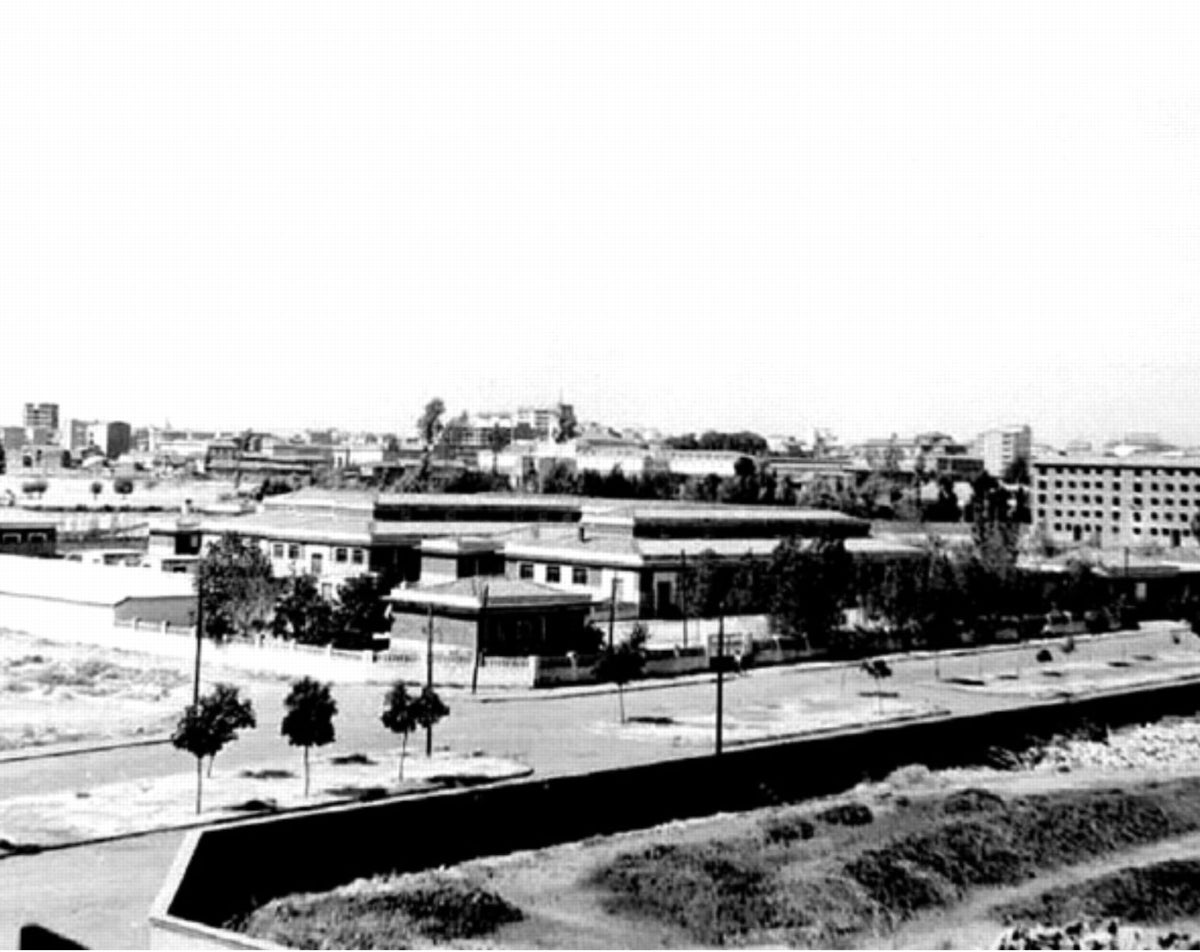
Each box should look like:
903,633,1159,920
164,676,1200,932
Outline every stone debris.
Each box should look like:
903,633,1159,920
997,919,1200,950
1033,720,1200,773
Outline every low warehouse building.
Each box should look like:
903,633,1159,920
0,553,197,631
387,576,594,656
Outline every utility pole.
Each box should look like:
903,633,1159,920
680,549,689,649
425,604,435,756
192,576,204,707
608,576,617,649
715,611,725,756
471,587,489,696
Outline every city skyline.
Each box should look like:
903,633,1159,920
3,1,1199,447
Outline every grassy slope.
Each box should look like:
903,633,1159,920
235,776,1200,949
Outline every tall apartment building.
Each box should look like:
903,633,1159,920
69,420,132,458
23,403,59,433
976,425,1032,477
1033,455,1200,548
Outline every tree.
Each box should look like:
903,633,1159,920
594,623,647,723
90,480,103,501
21,478,48,499
414,685,450,759
196,533,277,640
768,537,853,652
203,683,257,777
380,681,420,781
860,659,893,713
113,477,134,497
555,403,579,443
416,398,446,483
281,678,338,797
171,684,257,813
272,573,333,645
1003,456,1031,486
330,573,396,650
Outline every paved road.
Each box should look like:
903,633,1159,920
0,624,1190,948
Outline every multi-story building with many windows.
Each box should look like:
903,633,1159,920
1033,455,1200,548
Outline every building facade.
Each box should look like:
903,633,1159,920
24,402,59,432
1033,455,1200,547
976,425,1032,477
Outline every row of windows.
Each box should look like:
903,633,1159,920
1040,466,1200,479
518,562,592,586
270,542,365,565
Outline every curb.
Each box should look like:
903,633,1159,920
0,766,536,860
0,735,172,765
476,673,721,703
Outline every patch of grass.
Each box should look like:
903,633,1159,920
590,779,1200,948
234,874,523,948
240,768,296,781
591,841,780,946
995,859,1200,925
845,782,1200,923
228,798,280,814
330,753,376,766
325,785,390,803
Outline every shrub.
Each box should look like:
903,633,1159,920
1036,649,1053,663
817,803,874,827
234,876,523,947
760,815,815,845
995,859,1200,926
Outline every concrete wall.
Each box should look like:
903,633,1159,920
151,673,1200,949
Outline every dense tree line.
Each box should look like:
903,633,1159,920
679,521,1133,659
663,430,770,455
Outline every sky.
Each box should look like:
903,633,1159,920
1,1,1198,446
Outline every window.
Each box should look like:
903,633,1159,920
519,562,534,580
572,566,588,585
546,565,561,583
335,547,348,563
2,533,20,544
28,532,46,542
352,548,365,565
288,544,301,560
321,583,333,599
311,553,324,574
272,543,284,558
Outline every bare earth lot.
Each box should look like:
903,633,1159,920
237,718,1200,950
0,629,190,751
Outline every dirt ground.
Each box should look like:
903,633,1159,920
0,748,531,847
0,629,191,750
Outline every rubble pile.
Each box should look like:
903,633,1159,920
997,920,1200,950
1033,720,1200,773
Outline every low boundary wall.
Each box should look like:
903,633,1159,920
151,673,1200,948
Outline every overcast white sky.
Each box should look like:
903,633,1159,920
1,1,1197,445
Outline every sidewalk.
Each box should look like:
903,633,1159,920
0,749,531,856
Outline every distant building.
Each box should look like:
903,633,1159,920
1104,433,1178,458
23,402,59,433
1033,454,1200,547
70,420,132,459
0,514,56,556
975,425,1032,477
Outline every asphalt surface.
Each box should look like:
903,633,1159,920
0,624,1190,949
